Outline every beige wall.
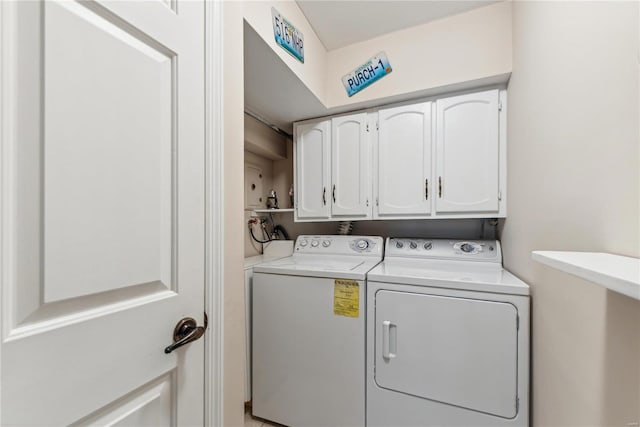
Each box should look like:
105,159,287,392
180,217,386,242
222,2,246,426
272,140,294,211
326,1,512,108
244,1,513,110
243,115,292,258
244,151,275,257
502,2,640,425
245,114,287,159
243,0,328,102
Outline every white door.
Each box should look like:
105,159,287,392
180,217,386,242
294,120,331,220
374,290,519,419
331,113,371,218
1,1,206,425
375,102,432,218
435,89,500,213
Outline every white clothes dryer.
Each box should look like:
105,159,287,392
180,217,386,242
252,235,383,427
366,238,530,427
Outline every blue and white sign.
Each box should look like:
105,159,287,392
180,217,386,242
272,8,304,63
342,52,392,97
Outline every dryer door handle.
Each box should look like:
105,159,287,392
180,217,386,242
382,320,397,360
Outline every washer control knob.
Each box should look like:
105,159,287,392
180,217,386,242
322,240,331,247
410,241,417,249
356,239,369,250
299,239,308,247
311,240,319,247
423,242,433,250
395,241,404,248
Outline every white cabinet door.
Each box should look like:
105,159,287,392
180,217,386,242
376,103,432,217
436,89,500,213
331,113,372,218
295,120,331,219
1,1,206,424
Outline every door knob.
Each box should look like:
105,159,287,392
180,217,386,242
164,313,208,354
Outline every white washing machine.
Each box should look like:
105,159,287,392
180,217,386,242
367,238,530,427
252,235,384,427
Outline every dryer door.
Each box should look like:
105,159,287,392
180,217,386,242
374,290,518,418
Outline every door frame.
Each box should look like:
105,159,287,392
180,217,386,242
0,1,225,425
204,0,225,426
0,3,6,424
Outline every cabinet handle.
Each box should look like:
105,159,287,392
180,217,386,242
438,176,442,198
332,184,336,203
323,187,326,206
425,179,429,200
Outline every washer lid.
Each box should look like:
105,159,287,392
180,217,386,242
367,259,529,296
254,255,381,280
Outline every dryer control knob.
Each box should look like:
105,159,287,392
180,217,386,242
410,241,417,249
395,241,404,248
322,240,331,247
355,239,369,250
460,243,474,253
299,239,308,247
424,242,433,250
311,240,319,247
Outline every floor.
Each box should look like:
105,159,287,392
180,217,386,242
244,408,281,427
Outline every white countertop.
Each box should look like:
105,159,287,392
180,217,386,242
532,251,640,301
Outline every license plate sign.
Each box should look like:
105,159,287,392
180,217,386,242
342,52,392,97
272,8,304,63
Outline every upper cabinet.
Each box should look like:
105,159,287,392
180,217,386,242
332,113,372,218
435,90,501,214
294,120,331,220
294,114,373,222
375,102,432,218
293,88,506,222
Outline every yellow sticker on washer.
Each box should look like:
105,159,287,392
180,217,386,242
334,279,359,317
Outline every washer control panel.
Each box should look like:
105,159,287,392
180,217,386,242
386,238,501,263
295,235,383,256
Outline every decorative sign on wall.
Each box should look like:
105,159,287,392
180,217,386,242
271,8,304,63
341,52,392,97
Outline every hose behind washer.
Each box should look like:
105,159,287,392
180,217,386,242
273,225,290,240
250,225,272,244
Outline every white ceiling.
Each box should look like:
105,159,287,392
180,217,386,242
296,0,497,51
